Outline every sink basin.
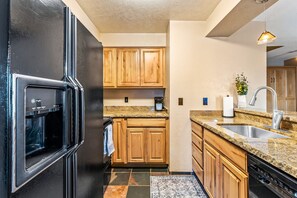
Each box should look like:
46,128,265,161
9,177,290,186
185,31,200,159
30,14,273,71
220,125,288,139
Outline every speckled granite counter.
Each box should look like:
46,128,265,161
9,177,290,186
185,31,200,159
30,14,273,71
104,106,169,118
190,110,297,178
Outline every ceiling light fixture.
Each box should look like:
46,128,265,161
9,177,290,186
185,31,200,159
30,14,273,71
256,0,277,45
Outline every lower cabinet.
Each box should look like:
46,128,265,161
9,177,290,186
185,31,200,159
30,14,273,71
147,128,166,163
191,121,248,198
220,156,248,198
127,127,166,163
204,143,220,198
112,118,127,163
112,118,168,165
127,128,146,163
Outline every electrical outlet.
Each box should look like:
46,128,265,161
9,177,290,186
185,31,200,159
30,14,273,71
178,98,183,106
125,97,128,103
203,97,208,105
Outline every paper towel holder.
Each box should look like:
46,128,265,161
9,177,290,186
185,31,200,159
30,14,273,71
222,95,235,118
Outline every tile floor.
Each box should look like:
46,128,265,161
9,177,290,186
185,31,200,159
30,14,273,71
103,167,171,198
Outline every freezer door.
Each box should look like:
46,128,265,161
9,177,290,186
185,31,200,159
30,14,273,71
10,0,65,80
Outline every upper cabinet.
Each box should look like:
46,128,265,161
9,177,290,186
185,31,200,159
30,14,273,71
103,48,117,87
117,48,140,87
140,48,164,87
103,47,165,88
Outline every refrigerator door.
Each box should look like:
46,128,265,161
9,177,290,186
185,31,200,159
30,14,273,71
73,19,104,198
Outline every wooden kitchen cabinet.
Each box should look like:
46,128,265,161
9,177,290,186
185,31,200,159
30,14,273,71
127,128,145,163
103,47,165,88
267,66,296,111
112,118,168,165
204,142,220,198
191,121,204,184
147,128,166,163
117,48,140,87
140,48,164,87
112,119,127,163
103,48,117,87
203,129,248,198
220,156,248,198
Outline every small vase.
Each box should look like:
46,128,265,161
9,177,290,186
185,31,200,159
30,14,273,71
238,95,247,108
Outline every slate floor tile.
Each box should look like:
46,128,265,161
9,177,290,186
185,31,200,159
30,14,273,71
129,173,150,186
109,172,130,185
126,186,150,198
104,185,128,198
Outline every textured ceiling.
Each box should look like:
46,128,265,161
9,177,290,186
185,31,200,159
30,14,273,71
76,0,221,33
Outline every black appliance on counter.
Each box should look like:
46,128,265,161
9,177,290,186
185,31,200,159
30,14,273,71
248,154,297,198
0,0,104,197
154,97,164,111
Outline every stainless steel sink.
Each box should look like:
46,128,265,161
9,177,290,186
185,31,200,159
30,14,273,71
220,125,288,139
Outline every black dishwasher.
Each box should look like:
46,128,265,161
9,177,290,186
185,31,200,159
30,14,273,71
248,154,297,198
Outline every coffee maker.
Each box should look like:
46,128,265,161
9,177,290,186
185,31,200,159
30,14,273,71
154,97,164,111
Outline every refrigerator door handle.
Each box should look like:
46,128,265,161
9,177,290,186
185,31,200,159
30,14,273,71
66,76,80,146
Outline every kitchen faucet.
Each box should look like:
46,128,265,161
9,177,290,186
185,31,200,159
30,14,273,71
249,86,283,130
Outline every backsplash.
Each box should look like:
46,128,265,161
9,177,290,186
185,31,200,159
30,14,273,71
103,89,164,106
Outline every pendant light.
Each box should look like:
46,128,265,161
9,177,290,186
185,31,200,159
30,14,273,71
256,0,277,45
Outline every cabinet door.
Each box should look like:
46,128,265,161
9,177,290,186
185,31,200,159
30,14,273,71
112,119,127,163
220,156,248,198
147,128,166,163
103,48,117,87
140,48,164,87
204,142,220,198
117,48,140,87
127,128,145,163
285,67,296,111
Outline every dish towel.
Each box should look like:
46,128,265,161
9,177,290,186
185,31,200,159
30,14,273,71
106,124,115,156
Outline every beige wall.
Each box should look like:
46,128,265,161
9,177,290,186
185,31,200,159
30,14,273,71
101,33,166,47
102,33,166,106
63,0,101,41
168,21,267,172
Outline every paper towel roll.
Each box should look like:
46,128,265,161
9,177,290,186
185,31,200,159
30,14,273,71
223,96,234,117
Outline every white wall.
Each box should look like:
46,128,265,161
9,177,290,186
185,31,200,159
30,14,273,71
168,21,267,172
102,33,167,106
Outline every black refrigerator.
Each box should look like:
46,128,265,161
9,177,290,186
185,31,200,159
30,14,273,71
0,0,104,197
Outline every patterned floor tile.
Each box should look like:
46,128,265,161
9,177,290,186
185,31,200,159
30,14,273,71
151,175,207,198
129,173,150,186
126,186,150,198
104,185,128,198
109,172,130,185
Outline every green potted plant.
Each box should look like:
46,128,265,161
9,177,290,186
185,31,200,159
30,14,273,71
235,73,248,107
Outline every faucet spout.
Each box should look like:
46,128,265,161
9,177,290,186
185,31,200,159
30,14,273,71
248,86,283,130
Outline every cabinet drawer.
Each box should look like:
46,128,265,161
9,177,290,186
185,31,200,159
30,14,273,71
127,118,166,127
192,157,203,184
204,129,247,172
192,143,203,167
191,122,203,138
192,132,203,150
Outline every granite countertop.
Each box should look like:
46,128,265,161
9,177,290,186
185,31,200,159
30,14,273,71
190,111,297,178
104,106,169,118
